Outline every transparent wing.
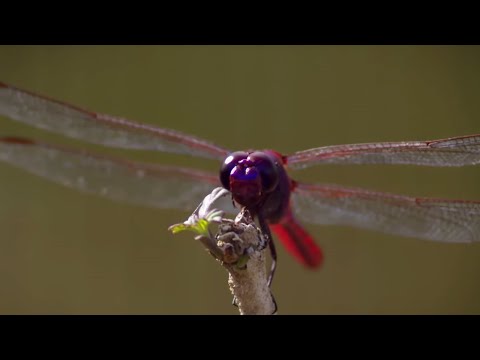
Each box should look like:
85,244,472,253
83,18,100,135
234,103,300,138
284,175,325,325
0,82,230,160
0,137,226,212
292,182,480,243
287,134,480,169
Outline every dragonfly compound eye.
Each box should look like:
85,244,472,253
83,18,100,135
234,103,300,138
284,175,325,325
220,151,249,190
247,152,280,193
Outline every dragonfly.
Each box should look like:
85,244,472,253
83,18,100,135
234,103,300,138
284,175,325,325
1,81,480,286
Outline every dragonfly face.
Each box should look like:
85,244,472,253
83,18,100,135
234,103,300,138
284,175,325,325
220,150,290,222
1,81,480,273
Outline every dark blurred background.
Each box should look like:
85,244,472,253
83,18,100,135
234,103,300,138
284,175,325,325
0,45,479,314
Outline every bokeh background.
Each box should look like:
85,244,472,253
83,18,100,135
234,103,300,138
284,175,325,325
0,45,479,314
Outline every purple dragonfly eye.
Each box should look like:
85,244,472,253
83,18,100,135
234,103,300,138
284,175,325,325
220,151,280,195
247,152,280,193
220,151,249,190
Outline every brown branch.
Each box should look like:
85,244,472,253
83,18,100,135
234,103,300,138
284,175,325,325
169,187,276,315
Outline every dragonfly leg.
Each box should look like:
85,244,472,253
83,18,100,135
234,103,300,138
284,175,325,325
265,235,278,314
257,213,277,288
267,236,277,288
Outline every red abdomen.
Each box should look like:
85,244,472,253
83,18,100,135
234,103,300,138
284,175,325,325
270,209,323,268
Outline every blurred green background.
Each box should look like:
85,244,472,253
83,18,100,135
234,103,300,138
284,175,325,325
0,45,479,314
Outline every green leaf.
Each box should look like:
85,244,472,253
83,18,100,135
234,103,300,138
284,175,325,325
168,218,211,237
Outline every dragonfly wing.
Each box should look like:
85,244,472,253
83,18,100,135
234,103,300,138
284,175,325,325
0,137,229,212
0,82,230,160
287,134,480,169
292,182,480,243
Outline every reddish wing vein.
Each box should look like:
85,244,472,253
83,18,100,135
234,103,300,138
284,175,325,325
0,82,230,160
0,137,225,211
287,134,480,169
292,182,480,243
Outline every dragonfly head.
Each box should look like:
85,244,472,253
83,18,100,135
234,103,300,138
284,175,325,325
220,151,280,208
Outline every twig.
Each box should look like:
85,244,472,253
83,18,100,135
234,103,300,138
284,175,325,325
169,187,276,315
